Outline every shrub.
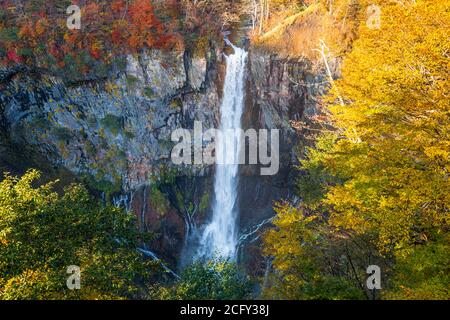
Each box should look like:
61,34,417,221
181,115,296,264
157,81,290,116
168,259,253,300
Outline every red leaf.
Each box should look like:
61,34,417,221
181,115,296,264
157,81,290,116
90,49,101,60
7,50,23,63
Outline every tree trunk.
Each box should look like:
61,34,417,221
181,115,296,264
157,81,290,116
259,0,265,35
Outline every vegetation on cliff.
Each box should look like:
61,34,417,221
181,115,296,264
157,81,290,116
0,0,247,80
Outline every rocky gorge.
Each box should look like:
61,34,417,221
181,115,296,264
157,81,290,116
0,40,337,273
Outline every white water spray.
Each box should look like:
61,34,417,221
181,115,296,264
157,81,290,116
196,40,247,260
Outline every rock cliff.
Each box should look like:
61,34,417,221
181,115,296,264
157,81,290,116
0,42,337,270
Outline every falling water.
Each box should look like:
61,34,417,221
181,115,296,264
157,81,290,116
196,40,247,260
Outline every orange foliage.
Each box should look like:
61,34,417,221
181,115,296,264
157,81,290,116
0,0,172,72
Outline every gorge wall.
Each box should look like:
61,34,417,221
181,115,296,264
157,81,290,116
0,43,337,270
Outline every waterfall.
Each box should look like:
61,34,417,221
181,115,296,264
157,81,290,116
196,40,248,260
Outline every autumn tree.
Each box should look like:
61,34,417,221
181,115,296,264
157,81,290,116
264,0,449,300
0,170,159,299
0,0,170,79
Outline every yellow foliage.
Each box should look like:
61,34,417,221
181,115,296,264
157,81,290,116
263,0,449,300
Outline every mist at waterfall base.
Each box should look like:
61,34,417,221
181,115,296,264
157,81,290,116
183,42,248,264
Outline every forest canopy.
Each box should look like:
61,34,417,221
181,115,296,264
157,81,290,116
0,0,247,78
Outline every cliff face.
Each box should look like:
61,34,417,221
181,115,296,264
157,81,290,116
0,47,220,189
0,43,336,268
237,48,337,273
0,47,222,265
